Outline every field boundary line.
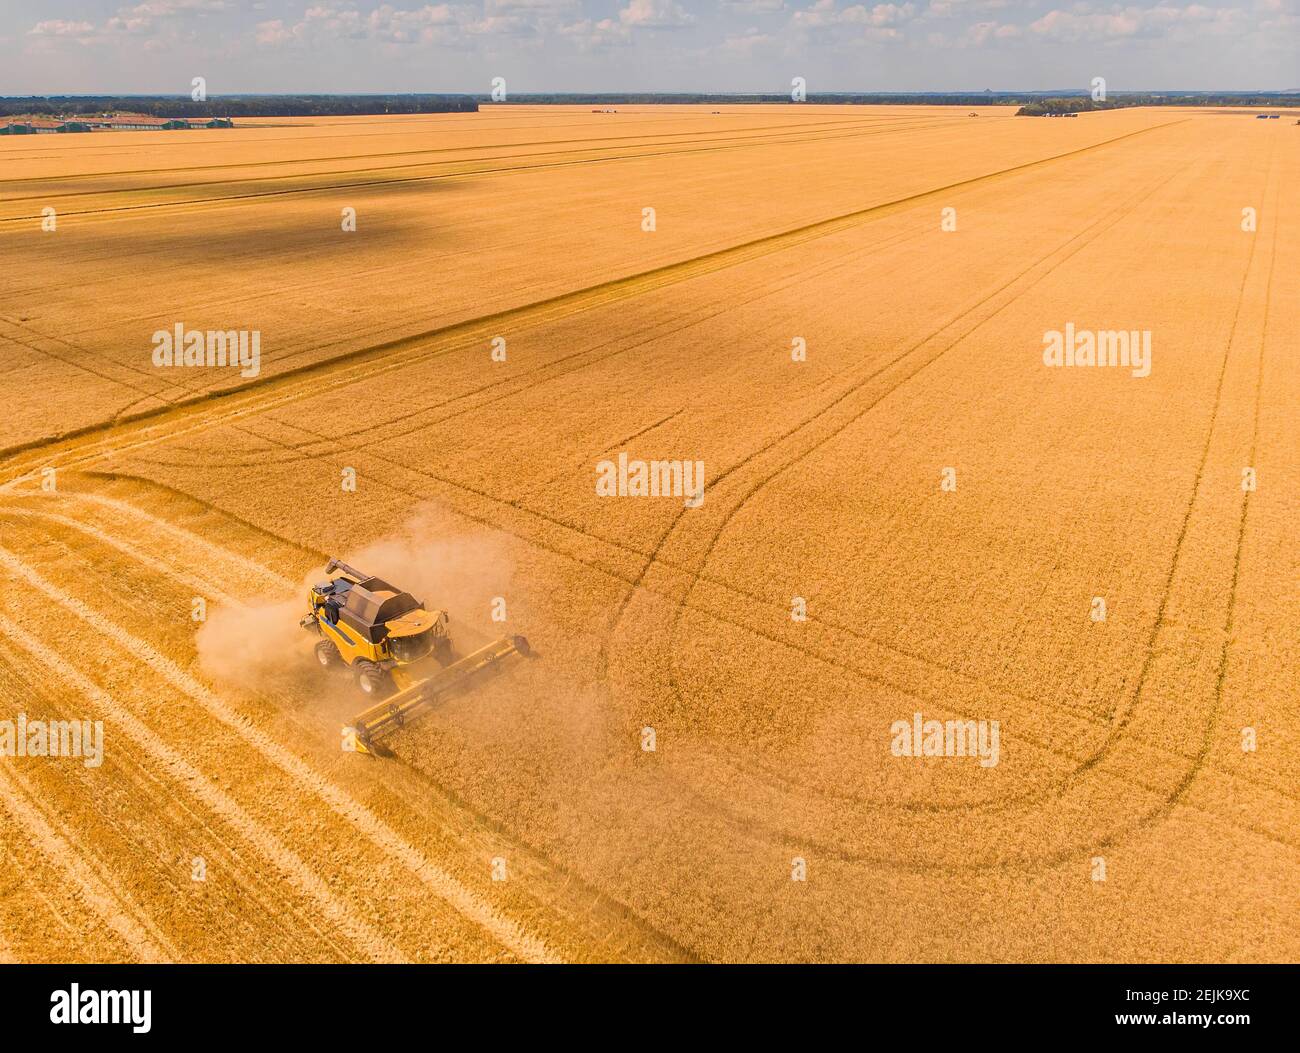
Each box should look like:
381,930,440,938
649,159,1193,735
607,152,1188,638
634,139,1285,872
604,153,1207,843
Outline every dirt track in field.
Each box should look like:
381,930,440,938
0,105,1296,962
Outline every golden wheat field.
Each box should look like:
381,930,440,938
0,104,1296,964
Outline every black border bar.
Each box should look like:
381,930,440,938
2,963,1291,1039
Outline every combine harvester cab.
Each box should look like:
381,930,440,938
300,559,531,755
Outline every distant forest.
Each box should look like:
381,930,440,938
1,92,1295,119
1012,95,1297,115
0,95,478,118
1015,98,1116,116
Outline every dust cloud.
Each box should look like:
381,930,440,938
195,504,517,692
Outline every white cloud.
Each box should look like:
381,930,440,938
619,0,696,28
254,4,465,46
967,18,1021,41
793,1,918,28
1028,4,1247,41
720,27,781,52
463,13,539,35
124,1,230,16
863,3,918,26
105,15,153,33
792,0,843,27
28,20,96,36
722,0,788,11
255,18,292,44
927,0,1011,16
487,0,577,9
790,0,919,39
558,16,632,47
19,0,1290,89
29,1,232,45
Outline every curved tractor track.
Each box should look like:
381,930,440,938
637,150,1291,873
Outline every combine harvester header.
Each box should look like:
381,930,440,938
346,634,531,755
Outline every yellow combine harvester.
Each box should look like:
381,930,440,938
300,559,530,755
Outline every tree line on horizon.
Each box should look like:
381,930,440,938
1,92,1295,119
507,91,1300,108
0,95,479,118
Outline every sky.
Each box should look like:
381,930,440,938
1,0,1295,95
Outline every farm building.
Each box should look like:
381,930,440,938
105,115,171,130
1,118,95,134
96,115,234,130
2,120,48,134
0,119,64,134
